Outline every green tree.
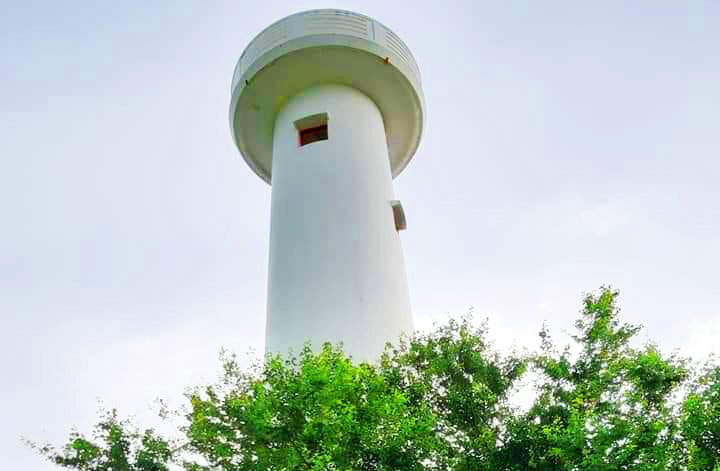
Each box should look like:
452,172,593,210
499,287,689,470
381,317,525,470
682,363,720,470
184,343,441,470
26,409,172,471
30,287,719,470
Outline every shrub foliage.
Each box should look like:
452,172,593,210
30,287,719,470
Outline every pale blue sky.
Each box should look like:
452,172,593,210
2,1,719,468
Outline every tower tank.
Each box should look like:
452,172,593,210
229,9,425,362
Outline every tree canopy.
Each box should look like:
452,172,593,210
29,287,719,470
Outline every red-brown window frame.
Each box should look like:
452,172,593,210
299,124,328,147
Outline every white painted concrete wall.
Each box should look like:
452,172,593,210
266,84,413,362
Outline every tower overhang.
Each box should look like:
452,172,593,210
229,10,426,184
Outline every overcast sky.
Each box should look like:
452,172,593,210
2,1,719,468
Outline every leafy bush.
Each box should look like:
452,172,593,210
29,287,719,470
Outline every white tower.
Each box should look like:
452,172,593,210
230,9,425,362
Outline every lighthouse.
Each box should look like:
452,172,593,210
229,9,425,362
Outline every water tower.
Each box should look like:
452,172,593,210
229,9,425,362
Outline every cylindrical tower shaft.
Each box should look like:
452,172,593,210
266,84,413,362
230,9,425,362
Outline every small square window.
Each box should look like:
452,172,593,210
299,124,328,146
295,112,329,147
